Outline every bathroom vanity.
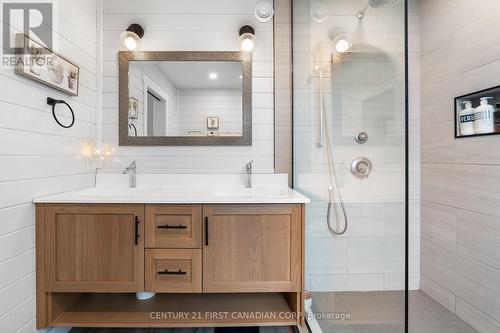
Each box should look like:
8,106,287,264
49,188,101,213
34,174,309,329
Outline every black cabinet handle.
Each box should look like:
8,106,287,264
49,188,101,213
157,224,187,230
157,269,187,275
135,216,140,245
205,216,209,246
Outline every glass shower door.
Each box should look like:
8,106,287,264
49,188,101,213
292,0,407,332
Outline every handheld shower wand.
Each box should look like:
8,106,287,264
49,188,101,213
315,65,348,236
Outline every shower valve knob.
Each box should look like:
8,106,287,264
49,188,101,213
355,132,369,144
351,157,373,178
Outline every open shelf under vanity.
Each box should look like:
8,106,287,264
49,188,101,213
49,292,300,328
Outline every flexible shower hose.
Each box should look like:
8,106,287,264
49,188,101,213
320,76,348,236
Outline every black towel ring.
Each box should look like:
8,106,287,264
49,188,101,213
47,97,75,128
129,123,137,136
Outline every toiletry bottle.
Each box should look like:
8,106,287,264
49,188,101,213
474,97,495,134
495,103,500,132
459,100,475,136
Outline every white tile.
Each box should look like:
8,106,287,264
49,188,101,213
348,237,406,274
310,273,384,292
306,238,347,275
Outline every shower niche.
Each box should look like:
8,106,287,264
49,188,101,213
455,85,500,138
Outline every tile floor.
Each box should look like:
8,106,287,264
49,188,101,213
310,290,477,333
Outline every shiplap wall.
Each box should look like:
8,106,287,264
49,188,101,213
177,89,242,135
0,1,98,332
420,0,500,332
101,0,275,174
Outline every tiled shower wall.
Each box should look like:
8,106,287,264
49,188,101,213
294,0,421,292
0,1,98,332
100,0,275,174
420,0,500,332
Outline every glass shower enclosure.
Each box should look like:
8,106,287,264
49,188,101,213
292,0,408,332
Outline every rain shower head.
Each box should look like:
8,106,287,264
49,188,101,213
356,0,401,19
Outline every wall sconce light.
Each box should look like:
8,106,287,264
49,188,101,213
121,24,144,51
239,25,255,52
335,36,352,53
332,35,352,54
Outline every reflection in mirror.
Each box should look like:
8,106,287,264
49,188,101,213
128,61,243,138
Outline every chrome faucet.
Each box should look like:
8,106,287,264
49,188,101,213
245,160,254,188
122,160,137,188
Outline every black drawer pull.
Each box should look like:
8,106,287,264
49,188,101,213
134,216,140,245
205,216,209,246
157,269,187,275
157,224,187,230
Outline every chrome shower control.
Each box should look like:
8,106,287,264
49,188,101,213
351,157,372,178
355,131,368,144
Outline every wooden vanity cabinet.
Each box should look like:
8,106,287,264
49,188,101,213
43,204,144,292
36,203,305,329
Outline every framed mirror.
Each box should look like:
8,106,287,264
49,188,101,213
119,51,252,146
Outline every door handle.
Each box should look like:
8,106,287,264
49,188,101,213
135,216,140,245
204,216,209,246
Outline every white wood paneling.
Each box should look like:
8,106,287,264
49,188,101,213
100,0,275,174
0,273,35,318
0,1,98,331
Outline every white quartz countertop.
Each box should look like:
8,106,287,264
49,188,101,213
33,174,311,204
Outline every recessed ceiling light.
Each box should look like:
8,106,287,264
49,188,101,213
209,72,218,80
239,75,243,79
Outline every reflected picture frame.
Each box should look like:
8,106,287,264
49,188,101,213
129,97,139,119
207,117,220,130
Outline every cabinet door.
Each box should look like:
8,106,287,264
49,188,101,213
203,205,302,292
45,204,144,292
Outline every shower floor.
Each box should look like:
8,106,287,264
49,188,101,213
310,290,478,333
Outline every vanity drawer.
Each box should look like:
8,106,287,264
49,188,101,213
145,205,202,248
145,249,201,293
